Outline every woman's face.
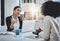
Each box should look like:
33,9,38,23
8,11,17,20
14,8,21,16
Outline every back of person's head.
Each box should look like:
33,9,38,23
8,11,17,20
41,1,60,18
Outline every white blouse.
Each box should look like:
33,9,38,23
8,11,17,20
11,16,20,30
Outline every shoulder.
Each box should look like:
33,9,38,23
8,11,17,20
6,16,12,20
44,15,54,20
18,16,21,20
18,16,24,21
18,16,22,21
18,16,20,18
43,15,55,24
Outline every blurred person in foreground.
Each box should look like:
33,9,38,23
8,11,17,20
33,1,60,41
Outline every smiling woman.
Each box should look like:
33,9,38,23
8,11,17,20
6,6,23,31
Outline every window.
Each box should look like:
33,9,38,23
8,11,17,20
22,0,36,3
30,0,32,3
34,0,36,3
27,0,29,3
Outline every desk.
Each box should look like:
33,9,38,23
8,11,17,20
0,32,45,41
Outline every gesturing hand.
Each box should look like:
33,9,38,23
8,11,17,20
10,20,16,29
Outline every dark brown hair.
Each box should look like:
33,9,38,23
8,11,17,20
41,1,60,18
14,6,21,10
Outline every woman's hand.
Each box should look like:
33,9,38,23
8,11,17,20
10,20,16,29
36,28,42,33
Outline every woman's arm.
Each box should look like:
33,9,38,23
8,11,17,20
41,16,51,40
6,17,14,31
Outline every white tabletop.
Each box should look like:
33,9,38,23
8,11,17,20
0,32,45,41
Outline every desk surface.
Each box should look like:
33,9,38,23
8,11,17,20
0,32,45,41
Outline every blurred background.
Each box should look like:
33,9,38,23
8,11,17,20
0,0,60,26
0,0,60,32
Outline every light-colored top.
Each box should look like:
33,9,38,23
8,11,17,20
12,16,20,30
40,16,58,41
56,16,60,24
56,16,60,35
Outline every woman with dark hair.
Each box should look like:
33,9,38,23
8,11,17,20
6,6,23,32
33,1,60,41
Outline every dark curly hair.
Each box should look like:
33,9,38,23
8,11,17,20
41,1,60,18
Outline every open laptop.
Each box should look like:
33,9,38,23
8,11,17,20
22,20,35,33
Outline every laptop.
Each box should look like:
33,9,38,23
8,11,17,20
22,20,35,33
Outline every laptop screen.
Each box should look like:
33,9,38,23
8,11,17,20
22,20,35,33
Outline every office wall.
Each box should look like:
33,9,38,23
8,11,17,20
5,0,19,18
36,0,49,3
5,0,49,18
0,0,1,26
